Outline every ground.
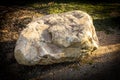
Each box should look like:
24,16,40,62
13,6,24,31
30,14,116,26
0,1,120,80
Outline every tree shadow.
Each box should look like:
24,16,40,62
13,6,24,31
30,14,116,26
0,41,19,80
19,43,120,80
0,40,120,80
94,17,120,33
0,40,79,80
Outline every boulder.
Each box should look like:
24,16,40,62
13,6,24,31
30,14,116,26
14,10,99,65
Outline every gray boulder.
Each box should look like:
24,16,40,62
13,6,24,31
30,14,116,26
14,10,99,65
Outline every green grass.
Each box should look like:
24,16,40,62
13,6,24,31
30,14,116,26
28,2,120,32
29,2,120,18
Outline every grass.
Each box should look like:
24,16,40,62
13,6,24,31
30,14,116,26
27,2,120,33
29,2,120,18
1,1,119,33
0,2,119,42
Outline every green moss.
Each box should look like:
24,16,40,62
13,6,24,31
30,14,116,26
29,2,120,18
28,2,120,33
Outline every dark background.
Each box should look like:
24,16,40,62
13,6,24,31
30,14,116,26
0,0,120,6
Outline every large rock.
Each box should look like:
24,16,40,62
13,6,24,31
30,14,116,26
14,10,99,65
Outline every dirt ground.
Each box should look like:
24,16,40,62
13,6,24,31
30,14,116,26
0,6,120,80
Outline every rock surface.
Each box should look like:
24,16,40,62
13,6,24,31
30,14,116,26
14,10,99,65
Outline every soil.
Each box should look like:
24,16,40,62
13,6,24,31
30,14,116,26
0,6,120,80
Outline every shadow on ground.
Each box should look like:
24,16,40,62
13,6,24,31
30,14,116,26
0,41,120,80
94,17,120,33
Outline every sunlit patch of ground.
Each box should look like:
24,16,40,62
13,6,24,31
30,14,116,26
91,31,120,64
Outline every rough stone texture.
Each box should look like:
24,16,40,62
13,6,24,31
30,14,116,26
14,10,99,65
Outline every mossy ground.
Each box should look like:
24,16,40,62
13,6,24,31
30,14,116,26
28,1,120,32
